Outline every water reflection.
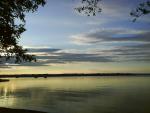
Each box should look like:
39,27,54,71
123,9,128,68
0,77,150,113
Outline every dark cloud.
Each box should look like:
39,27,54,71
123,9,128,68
36,53,114,63
99,42,150,61
28,48,61,53
0,48,115,68
16,52,115,67
71,29,150,44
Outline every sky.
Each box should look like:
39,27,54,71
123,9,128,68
0,0,150,74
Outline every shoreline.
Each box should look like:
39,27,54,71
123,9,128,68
0,107,46,113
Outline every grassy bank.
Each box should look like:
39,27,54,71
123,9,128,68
0,107,46,113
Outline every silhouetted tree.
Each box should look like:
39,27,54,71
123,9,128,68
131,1,150,21
0,0,46,63
76,0,150,21
75,0,102,16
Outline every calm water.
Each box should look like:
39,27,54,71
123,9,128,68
0,76,150,113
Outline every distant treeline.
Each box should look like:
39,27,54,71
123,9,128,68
0,73,149,78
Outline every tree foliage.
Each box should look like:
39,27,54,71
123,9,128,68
0,0,46,63
75,0,102,16
76,0,150,21
130,0,150,22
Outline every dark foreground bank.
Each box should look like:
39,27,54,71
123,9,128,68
0,79,9,82
0,107,46,113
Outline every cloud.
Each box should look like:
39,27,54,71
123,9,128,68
70,28,150,45
0,47,116,69
101,45,150,62
27,48,115,65
25,44,150,64
69,28,150,63
1,40,150,69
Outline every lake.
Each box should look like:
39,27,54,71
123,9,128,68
0,76,150,113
